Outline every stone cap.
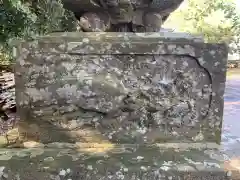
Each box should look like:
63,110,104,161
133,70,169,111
13,32,215,46
13,32,226,58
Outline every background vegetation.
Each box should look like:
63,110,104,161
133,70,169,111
164,0,240,54
0,0,77,65
1,0,240,64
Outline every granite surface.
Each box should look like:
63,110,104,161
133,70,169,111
0,144,236,180
0,32,232,180
12,32,228,145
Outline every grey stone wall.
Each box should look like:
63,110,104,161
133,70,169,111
14,32,228,145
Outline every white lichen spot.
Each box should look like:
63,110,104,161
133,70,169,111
12,47,17,58
58,44,65,50
136,126,147,134
168,45,177,51
40,64,50,73
59,169,66,176
226,171,232,177
108,134,113,139
120,43,127,48
210,50,216,55
192,131,204,141
159,76,173,86
160,166,170,171
66,168,71,174
123,35,129,41
76,70,93,83
0,167,5,178
19,98,29,106
214,62,220,66
140,166,147,171
49,48,60,53
62,62,76,71
136,156,144,160
197,91,202,97
44,157,54,162
0,167,5,172
56,84,80,99
203,161,221,168
184,45,195,56
198,57,205,65
156,44,165,54
19,59,26,66
215,121,220,126
33,110,43,116
116,171,125,179
100,42,111,51
87,165,93,170
171,131,179,136
108,175,113,179
123,168,128,172
67,42,82,51
177,165,196,171
183,61,189,67
29,40,38,48
82,38,90,43
184,158,202,165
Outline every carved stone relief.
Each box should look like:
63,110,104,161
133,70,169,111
14,33,228,144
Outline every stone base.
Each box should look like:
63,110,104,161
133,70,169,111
0,144,238,180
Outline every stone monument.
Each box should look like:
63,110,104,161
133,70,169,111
63,0,184,32
0,0,234,179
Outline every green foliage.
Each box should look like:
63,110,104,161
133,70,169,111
0,0,35,47
165,0,240,45
24,0,77,35
0,0,77,63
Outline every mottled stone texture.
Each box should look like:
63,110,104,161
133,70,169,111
0,145,236,180
14,32,228,145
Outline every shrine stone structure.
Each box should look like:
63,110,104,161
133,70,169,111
0,0,233,179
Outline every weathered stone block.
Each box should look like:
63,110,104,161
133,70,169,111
14,32,228,145
0,145,237,180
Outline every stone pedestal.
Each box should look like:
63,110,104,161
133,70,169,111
9,32,231,179
0,144,237,180
14,32,227,145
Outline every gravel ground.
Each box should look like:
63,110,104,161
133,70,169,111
221,78,240,158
